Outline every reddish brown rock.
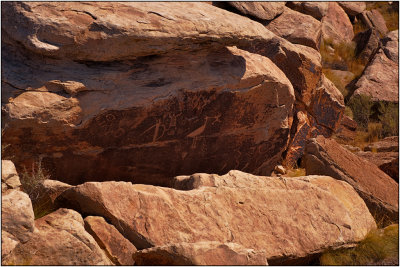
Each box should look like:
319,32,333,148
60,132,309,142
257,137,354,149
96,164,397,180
56,171,376,263
334,115,358,143
338,2,366,16
303,136,399,225
2,209,113,265
266,7,322,50
2,160,22,192
351,49,399,102
366,9,388,36
322,2,354,44
84,216,137,265
382,30,399,63
286,2,328,20
133,242,268,265
356,151,398,182
354,28,381,63
364,136,399,153
228,2,285,21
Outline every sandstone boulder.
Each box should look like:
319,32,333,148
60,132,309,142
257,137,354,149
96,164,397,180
334,115,358,143
303,136,399,225
286,2,328,20
356,151,398,182
84,216,137,265
365,10,389,36
382,30,399,63
228,2,285,21
266,7,322,50
338,2,366,16
351,49,399,102
354,28,381,63
56,171,376,264
133,242,268,265
2,160,21,191
322,2,354,44
364,136,399,153
2,209,112,265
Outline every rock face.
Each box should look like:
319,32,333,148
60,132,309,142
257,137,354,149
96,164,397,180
286,2,328,20
364,9,389,36
266,7,322,50
303,136,399,225
354,28,381,63
56,171,376,264
338,2,366,16
356,151,398,182
2,160,22,192
321,2,354,44
133,242,268,265
2,1,330,186
364,136,399,153
382,30,399,63
334,115,358,143
2,209,113,265
84,216,137,265
351,49,399,102
228,2,285,21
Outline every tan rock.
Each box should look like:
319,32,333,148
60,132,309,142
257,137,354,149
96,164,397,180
355,151,398,182
1,160,21,191
84,216,137,265
286,2,328,20
56,171,376,263
322,2,354,44
133,241,268,265
228,2,285,20
382,30,399,63
303,136,399,225
351,49,399,102
266,7,322,50
366,9,388,36
338,2,366,16
2,209,113,265
1,230,19,258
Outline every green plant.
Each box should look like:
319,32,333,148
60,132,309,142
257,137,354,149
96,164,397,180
377,102,399,137
347,94,374,131
20,159,53,219
320,224,399,265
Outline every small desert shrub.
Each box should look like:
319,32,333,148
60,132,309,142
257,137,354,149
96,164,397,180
285,168,306,177
377,102,399,137
347,94,374,131
320,224,399,265
322,68,353,97
366,122,383,143
20,159,53,219
344,106,354,119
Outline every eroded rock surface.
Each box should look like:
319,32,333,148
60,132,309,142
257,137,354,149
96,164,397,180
133,242,268,265
356,151,399,182
56,171,376,263
266,7,322,50
303,136,399,225
2,209,113,265
286,2,328,20
228,2,285,21
382,30,399,63
322,2,354,44
2,160,22,192
354,28,381,63
338,2,366,16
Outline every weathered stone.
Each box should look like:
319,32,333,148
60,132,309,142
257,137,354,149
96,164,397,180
342,144,361,153
56,171,376,263
2,190,35,244
286,2,328,20
366,9,388,36
266,7,322,50
41,179,73,202
364,136,399,152
356,151,398,182
228,2,285,21
338,2,366,16
303,136,399,225
3,45,295,186
1,230,19,258
351,49,399,102
84,216,137,265
382,30,399,63
2,209,113,265
133,242,268,265
354,28,381,63
333,115,358,143
322,2,354,44
1,160,21,191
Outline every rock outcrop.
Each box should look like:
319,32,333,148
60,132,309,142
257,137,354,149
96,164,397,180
303,136,399,225
228,2,285,21
286,2,328,20
321,2,354,44
338,2,366,17
84,216,137,265
133,242,268,265
359,9,389,37
364,136,399,153
334,115,358,143
354,28,381,63
2,160,22,192
381,30,399,63
266,7,322,50
2,209,113,265
56,170,376,264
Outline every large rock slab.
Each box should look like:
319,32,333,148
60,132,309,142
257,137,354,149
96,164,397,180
56,171,376,263
2,209,113,265
322,2,354,44
133,241,268,265
351,49,399,102
303,136,399,225
84,216,137,265
266,7,322,50
228,2,285,21
286,2,328,20
338,2,366,16
355,151,398,182
2,45,295,186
